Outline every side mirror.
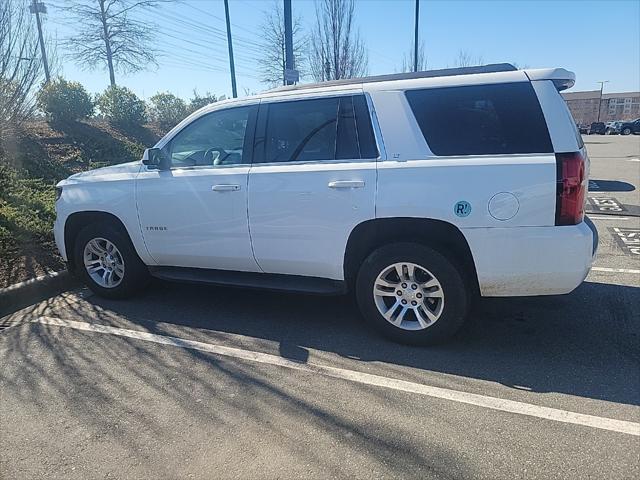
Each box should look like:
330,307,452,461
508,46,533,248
142,147,170,170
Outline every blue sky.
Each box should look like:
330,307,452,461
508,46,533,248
44,0,640,99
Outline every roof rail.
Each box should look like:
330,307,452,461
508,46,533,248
269,63,517,93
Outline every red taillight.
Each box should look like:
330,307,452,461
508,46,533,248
555,152,586,226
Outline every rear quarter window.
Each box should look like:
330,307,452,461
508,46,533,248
405,82,553,156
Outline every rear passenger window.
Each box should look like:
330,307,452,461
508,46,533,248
354,95,379,159
264,97,338,163
405,82,553,156
336,96,359,159
258,95,378,163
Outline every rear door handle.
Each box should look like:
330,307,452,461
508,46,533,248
328,180,365,189
212,184,240,192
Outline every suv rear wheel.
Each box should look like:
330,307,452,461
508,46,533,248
74,222,149,299
355,242,469,345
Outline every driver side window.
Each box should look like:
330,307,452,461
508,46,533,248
169,106,253,168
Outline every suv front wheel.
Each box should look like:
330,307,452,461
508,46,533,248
355,242,469,345
74,222,149,299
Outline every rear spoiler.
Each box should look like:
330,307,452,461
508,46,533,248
524,68,576,91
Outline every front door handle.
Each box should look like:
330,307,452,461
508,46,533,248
328,180,365,189
212,184,240,192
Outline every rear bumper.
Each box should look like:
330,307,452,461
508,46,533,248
584,215,599,257
463,219,597,297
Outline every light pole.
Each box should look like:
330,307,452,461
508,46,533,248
223,0,237,98
284,0,294,85
30,0,50,83
413,0,419,72
596,80,609,123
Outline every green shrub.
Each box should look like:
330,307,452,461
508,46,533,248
96,85,146,126
0,164,56,250
36,78,93,122
148,92,188,128
188,90,217,113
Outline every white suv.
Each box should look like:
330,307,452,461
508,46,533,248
54,64,597,344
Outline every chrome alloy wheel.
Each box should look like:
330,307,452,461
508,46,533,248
83,237,125,288
373,262,444,331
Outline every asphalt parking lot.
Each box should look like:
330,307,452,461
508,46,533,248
1,135,639,479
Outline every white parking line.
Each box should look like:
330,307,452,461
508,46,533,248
592,267,640,274
628,158,640,162
588,215,631,220
34,316,640,437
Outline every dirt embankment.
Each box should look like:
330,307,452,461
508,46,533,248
0,120,163,287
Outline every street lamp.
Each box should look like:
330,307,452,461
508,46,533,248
596,80,609,123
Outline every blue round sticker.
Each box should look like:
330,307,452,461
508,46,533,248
454,201,472,217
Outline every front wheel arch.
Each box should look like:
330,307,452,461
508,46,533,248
73,222,149,298
64,211,132,273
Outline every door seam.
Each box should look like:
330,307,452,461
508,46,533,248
134,169,160,265
246,165,265,273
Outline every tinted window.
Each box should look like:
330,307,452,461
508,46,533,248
264,97,339,163
353,95,379,158
336,96,359,159
169,106,252,168
405,83,553,156
258,95,378,163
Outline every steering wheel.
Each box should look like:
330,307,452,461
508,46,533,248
203,146,231,166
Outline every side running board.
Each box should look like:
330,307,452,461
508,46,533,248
148,266,347,296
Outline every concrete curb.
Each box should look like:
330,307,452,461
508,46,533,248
0,270,80,317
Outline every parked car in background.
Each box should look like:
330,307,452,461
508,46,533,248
53,64,597,345
618,118,640,135
577,123,589,134
605,121,622,135
588,122,606,135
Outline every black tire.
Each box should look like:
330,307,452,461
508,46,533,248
355,242,469,345
74,222,149,299
622,128,632,135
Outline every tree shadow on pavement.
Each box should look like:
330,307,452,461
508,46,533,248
2,280,638,477
7,279,638,408
0,291,473,479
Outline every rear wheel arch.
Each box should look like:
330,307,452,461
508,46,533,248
64,211,132,272
343,217,479,293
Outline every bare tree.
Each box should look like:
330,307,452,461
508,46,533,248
0,0,46,143
453,49,484,68
63,0,163,86
257,1,306,88
309,0,367,82
400,39,427,73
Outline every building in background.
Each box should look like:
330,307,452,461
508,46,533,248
562,90,640,125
